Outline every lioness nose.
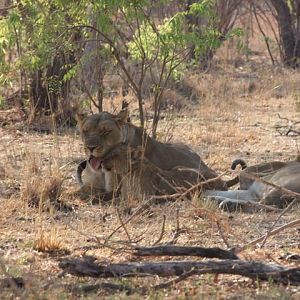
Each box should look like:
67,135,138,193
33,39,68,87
88,146,96,152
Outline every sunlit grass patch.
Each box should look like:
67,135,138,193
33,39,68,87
33,227,69,255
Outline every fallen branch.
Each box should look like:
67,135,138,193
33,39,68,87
134,245,239,260
59,257,300,285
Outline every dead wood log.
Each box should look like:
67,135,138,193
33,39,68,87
134,245,238,260
59,256,300,285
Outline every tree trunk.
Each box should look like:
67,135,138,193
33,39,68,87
270,0,299,67
30,53,71,113
185,0,241,69
185,0,212,69
30,51,76,117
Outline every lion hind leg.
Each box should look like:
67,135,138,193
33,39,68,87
204,190,256,201
204,190,259,211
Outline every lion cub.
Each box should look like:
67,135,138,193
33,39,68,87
101,144,219,201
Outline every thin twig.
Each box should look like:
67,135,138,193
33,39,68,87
104,199,153,244
260,198,299,248
216,220,231,249
236,219,300,253
241,170,300,248
176,208,180,230
179,173,226,201
104,174,226,244
275,114,300,136
168,208,183,245
61,219,122,251
152,215,166,246
252,3,275,65
116,207,133,244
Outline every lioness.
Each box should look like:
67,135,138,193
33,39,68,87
75,109,227,198
205,156,300,208
100,143,225,200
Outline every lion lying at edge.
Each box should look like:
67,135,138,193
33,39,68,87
205,155,300,209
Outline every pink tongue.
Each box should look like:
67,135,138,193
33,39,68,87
90,157,102,170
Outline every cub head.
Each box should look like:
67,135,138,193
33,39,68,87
76,108,128,172
101,145,144,174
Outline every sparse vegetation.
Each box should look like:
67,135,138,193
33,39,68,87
33,227,67,254
0,62,299,298
0,1,300,299
20,173,64,210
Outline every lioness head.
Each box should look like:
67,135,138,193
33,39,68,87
76,109,128,172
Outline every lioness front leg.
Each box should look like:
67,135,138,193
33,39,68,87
74,161,115,202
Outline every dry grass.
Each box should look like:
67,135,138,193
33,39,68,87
21,175,64,209
1,55,300,299
33,227,67,254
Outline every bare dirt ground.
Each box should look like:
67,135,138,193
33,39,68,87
0,63,300,299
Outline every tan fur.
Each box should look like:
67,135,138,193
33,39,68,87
76,109,227,198
206,157,300,209
101,144,224,201
235,160,288,190
75,109,128,198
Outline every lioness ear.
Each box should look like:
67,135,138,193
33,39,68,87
75,112,87,130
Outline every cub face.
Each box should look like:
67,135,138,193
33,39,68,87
101,144,144,175
101,144,131,174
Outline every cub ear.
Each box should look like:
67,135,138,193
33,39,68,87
75,112,87,129
132,146,144,160
115,106,129,124
121,100,129,110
